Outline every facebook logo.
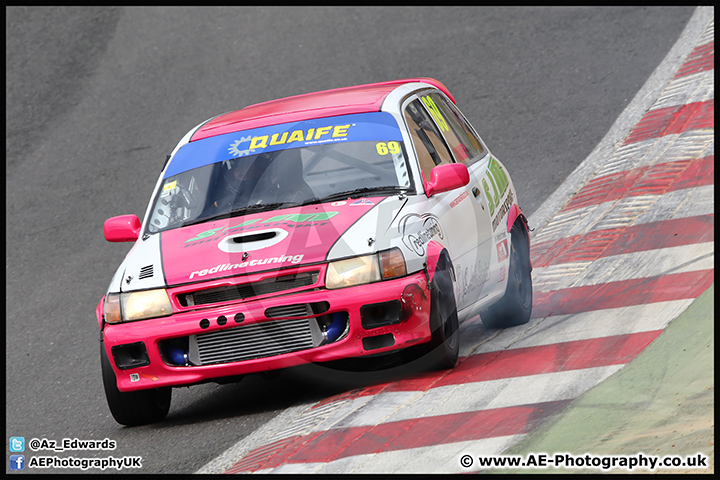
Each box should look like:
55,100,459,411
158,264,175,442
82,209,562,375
9,455,25,470
9,437,25,452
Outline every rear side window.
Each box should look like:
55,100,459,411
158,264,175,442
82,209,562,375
421,93,485,167
403,99,454,181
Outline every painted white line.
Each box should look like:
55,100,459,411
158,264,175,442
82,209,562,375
324,435,525,474
322,390,420,430
258,434,526,474
259,462,323,474
532,184,714,245
696,19,714,44
533,202,615,244
531,262,592,292
333,366,622,429
567,242,713,288
635,184,713,224
664,184,714,220
532,242,714,291
651,69,715,110
588,195,663,231
595,129,714,178
462,297,693,358
476,300,694,353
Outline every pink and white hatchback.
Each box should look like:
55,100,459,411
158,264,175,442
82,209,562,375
98,78,532,425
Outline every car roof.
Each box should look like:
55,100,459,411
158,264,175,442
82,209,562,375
190,77,454,141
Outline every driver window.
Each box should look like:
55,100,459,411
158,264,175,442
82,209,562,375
403,99,453,181
424,93,485,167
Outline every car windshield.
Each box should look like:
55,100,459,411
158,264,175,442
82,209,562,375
146,113,414,233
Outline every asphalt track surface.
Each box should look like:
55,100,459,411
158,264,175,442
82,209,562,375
6,6,696,474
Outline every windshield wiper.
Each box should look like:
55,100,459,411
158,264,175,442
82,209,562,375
181,202,290,227
302,186,414,205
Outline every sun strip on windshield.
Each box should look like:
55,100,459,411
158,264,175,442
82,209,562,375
164,112,405,179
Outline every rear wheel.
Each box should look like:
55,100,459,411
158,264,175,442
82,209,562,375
481,222,533,329
423,256,459,370
101,341,171,426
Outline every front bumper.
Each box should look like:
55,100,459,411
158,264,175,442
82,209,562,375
102,270,431,392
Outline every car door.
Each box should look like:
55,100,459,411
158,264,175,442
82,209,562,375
401,95,479,311
416,91,496,310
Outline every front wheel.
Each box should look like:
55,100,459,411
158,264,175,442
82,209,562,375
101,341,171,426
423,257,460,370
481,222,533,329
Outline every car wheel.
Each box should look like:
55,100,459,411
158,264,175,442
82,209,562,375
481,222,533,329
423,256,460,370
101,341,171,426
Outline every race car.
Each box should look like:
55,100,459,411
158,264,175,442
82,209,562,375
98,78,532,426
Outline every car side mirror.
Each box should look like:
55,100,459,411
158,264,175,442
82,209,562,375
424,163,470,197
104,215,141,242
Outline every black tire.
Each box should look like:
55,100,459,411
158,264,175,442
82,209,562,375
423,256,460,370
101,341,171,426
481,222,533,329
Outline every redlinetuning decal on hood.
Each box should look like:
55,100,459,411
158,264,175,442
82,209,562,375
160,200,380,285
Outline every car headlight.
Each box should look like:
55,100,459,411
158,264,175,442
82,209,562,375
103,289,173,324
325,248,406,290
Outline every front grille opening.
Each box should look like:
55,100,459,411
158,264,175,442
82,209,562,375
188,318,323,365
178,271,319,307
265,301,330,319
265,304,311,318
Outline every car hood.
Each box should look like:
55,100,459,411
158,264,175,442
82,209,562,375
159,198,386,285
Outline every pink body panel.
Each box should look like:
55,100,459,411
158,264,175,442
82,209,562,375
103,271,431,392
161,200,381,285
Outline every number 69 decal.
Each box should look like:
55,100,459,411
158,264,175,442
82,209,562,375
376,141,401,155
